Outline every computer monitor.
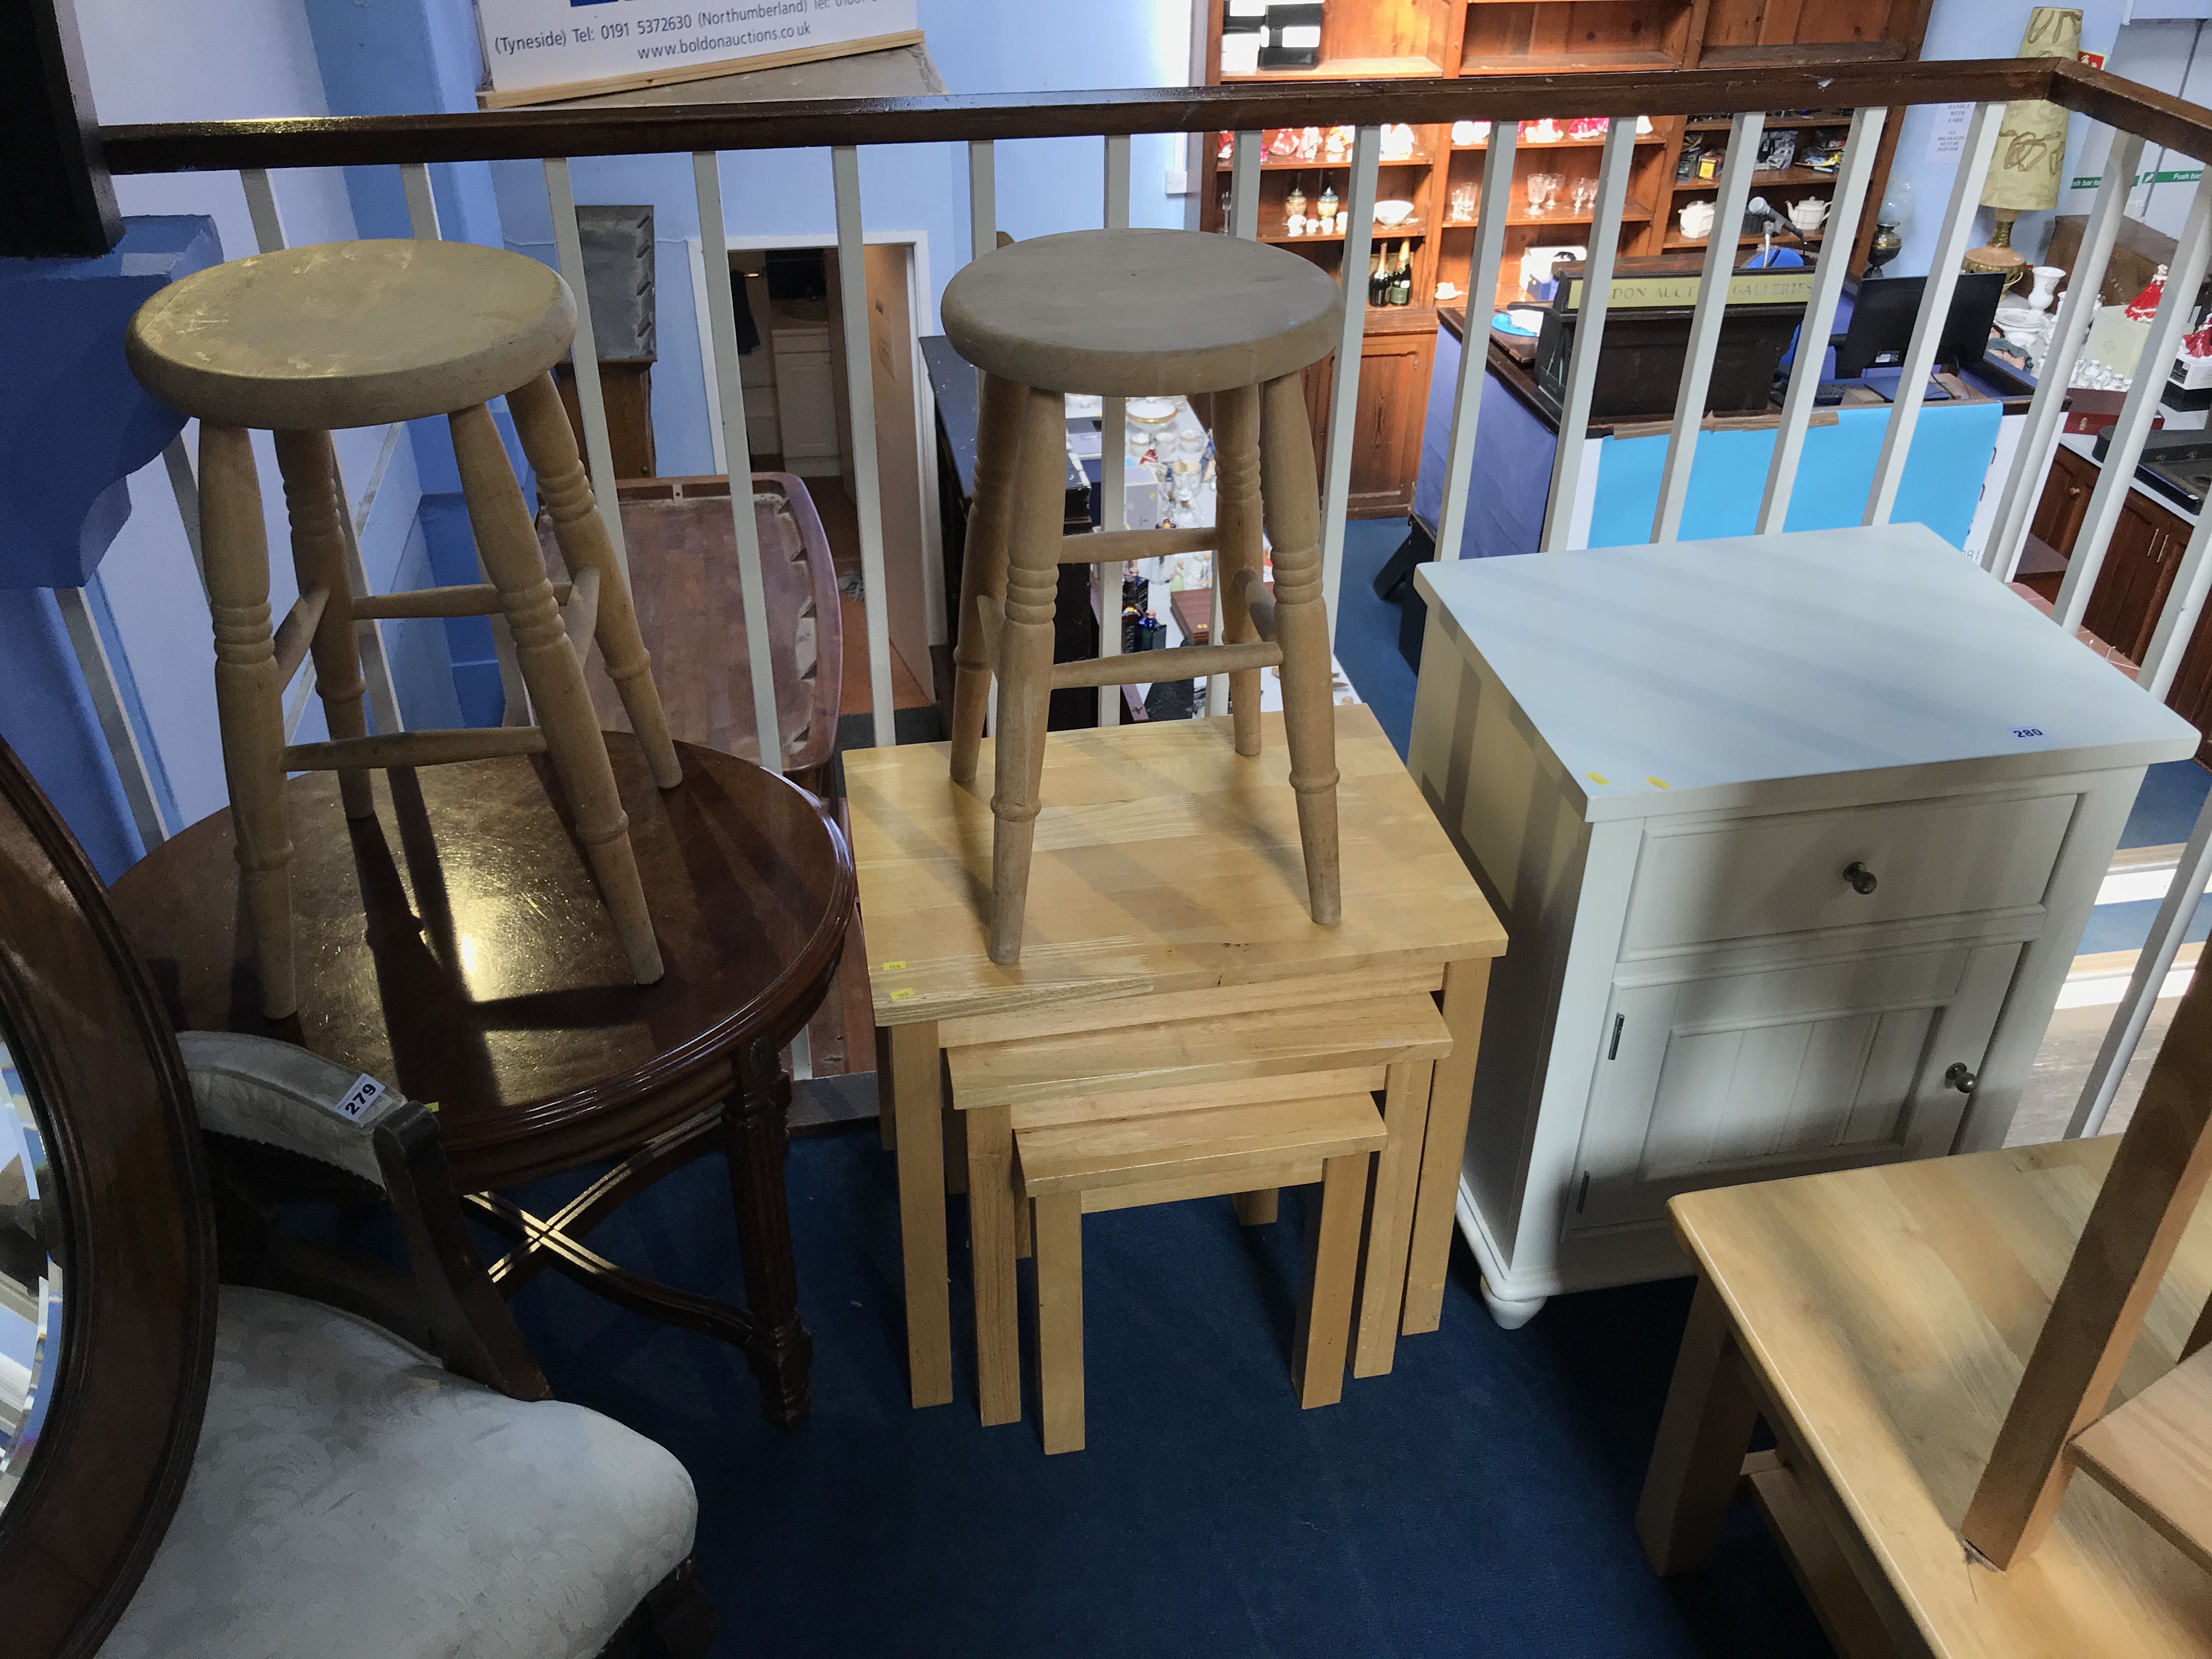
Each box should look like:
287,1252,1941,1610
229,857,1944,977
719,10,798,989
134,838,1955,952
1829,272,2006,380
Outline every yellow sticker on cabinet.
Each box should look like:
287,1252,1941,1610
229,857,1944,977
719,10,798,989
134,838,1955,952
889,988,916,1001
882,960,907,970
1646,776,1671,789
1586,772,1610,786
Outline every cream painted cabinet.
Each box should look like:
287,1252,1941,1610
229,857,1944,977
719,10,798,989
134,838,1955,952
1409,525,2199,1327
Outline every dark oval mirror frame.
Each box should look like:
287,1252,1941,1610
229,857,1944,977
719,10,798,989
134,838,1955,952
0,741,216,1658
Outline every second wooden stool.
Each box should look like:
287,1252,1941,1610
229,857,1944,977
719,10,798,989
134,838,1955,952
940,229,1346,964
126,239,680,1017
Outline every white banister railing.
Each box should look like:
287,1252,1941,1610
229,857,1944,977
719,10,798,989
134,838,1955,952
2053,175,2212,634
832,143,896,751
1982,130,2144,584
690,149,783,771
1865,100,2001,529
1317,122,1380,615
1539,117,1637,552
1757,105,1885,534
400,161,441,241
1653,110,1763,544
1432,125,1516,569
1097,132,1132,727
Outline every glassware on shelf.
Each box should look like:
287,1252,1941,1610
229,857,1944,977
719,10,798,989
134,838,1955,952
1316,185,1339,234
1449,183,1478,223
1526,172,1565,215
1284,182,1307,238
1571,177,1600,215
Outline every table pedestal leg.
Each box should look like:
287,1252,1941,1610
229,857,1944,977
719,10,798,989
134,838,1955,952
725,1036,813,1426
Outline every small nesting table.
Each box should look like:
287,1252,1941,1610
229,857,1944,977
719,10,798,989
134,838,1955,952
844,703,1507,1410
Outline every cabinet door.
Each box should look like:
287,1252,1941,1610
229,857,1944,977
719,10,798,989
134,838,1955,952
1570,941,2020,1232
1300,329,1436,520
2030,444,2095,557
2164,585,2212,766
2081,497,2178,664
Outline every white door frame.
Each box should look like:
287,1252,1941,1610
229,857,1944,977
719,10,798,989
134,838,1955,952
687,229,946,652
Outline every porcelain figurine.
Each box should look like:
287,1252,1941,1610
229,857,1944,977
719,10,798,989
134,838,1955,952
1296,126,1322,162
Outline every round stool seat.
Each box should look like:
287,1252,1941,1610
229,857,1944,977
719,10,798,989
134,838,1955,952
941,229,1341,397
126,239,575,430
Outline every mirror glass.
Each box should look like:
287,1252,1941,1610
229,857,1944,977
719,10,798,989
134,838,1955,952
0,1018,60,1511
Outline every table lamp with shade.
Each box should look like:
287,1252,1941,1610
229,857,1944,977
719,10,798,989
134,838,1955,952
1869,179,1912,273
1970,7,2081,291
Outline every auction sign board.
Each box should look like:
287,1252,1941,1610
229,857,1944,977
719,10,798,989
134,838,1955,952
475,0,919,108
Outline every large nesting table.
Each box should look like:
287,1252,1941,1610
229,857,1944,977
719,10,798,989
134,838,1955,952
844,704,1507,1408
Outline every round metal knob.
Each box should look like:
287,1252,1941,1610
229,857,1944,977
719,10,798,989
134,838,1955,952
1843,861,1878,895
1945,1062,1978,1094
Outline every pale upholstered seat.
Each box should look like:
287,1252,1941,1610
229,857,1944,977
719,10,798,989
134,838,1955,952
126,239,681,1019
96,1286,698,1659
940,229,1345,963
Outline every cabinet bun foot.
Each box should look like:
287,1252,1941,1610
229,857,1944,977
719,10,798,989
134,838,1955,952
1479,1278,1547,1330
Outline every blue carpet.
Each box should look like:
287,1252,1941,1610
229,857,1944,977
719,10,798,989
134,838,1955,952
489,1131,1833,1659
2120,759,2211,851
1333,520,1421,757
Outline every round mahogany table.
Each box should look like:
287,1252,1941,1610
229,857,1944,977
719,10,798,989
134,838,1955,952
112,735,853,1426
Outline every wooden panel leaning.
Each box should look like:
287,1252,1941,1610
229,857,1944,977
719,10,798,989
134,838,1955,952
1964,954,2212,1568
126,238,680,1017
1633,953,2212,1655
939,229,1346,963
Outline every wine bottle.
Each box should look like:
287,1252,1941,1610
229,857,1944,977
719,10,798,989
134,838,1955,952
1367,249,1388,307
1389,240,1413,306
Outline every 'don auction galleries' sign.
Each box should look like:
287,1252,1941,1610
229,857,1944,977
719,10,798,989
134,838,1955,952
475,0,919,106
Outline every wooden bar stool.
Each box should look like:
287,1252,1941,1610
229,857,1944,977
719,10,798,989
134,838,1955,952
126,239,680,1019
940,229,1346,964
1018,1090,1386,1454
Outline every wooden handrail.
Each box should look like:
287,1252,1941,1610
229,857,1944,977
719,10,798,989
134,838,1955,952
2050,59,2212,168
98,59,2094,177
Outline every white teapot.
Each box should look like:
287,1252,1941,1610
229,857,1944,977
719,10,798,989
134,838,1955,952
1677,200,1716,242
1787,197,1830,234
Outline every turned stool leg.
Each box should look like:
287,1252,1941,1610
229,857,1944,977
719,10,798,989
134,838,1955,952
1213,382,1266,760
449,402,664,984
200,425,298,1019
1290,1151,1369,1409
273,429,374,820
950,371,1022,786
506,374,683,790
1032,1192,1086,1454
1258,372,1342,927
986,383,1071,966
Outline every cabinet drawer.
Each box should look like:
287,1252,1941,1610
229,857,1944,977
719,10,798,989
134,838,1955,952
1620,792,2075,954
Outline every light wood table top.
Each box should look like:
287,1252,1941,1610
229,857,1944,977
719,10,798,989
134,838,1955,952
1675,1137,2212,1657
844,704,1506,1028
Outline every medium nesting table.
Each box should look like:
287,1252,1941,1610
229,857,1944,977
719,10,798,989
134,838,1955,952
845,703,1507,1413
112,736,853,1426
